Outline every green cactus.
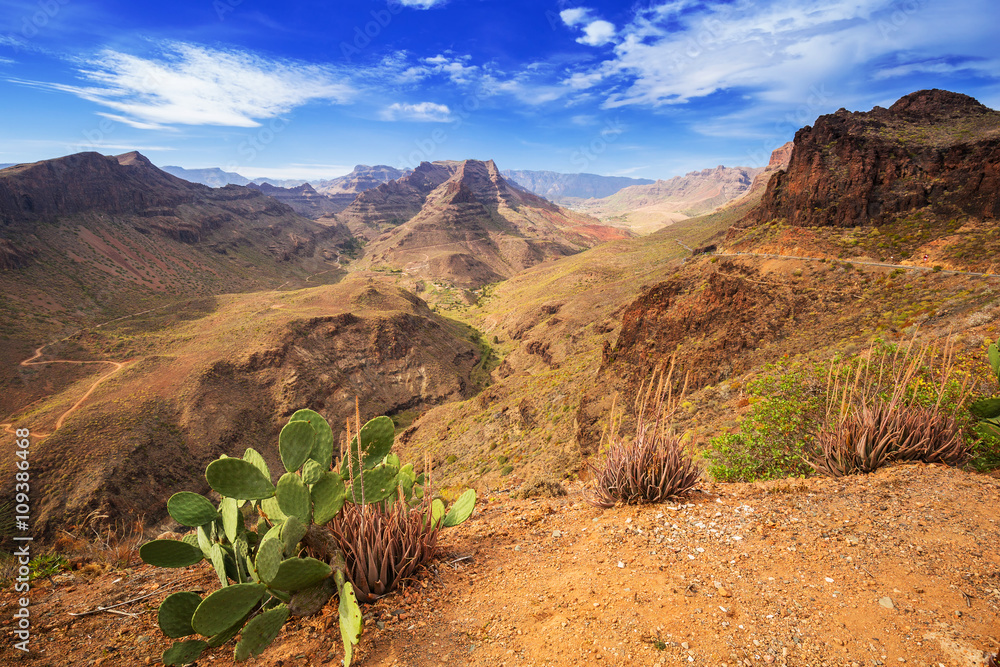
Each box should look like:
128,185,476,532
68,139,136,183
311,471,346,525
162,639,208,666
301,458,324,485
279,419,316,473
206,458,275,500
443,488,476,527
191,583,266,637
276,472,311,525
142,409,475,666
254,537,283,584
220,496,241,543
339,581,363,667
290,408,335,470
158,592,202,638
344,415,394,475
167,492,219,527
280,515,307,557
268,557,332,591
139,540,204,568
234,604,290,661
346,460,398,505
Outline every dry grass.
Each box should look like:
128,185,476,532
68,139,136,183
587,359,700,507
813,336,971,477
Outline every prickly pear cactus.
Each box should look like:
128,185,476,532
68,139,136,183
140,409,478,666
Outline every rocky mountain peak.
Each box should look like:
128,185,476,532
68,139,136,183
886,88,992,120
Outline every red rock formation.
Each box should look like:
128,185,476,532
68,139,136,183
749,90,1000,228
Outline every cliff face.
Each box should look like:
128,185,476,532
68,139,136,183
751,90,1000,228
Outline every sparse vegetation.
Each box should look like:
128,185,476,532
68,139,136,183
137,408,476,665
589,366,700,507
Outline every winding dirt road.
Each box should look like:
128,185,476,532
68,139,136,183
1,347,127,439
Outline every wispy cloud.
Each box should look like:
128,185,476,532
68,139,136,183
398,0,448,8
379,101,452,122
559,0,1000,110
10,42,354,128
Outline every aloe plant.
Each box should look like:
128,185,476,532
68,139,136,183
139,408,476,666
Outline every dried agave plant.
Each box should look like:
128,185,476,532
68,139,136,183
327,491,440,603
588,357,700,507
814,335,970,476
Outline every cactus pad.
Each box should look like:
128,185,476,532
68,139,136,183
255,537,282,584
280,515,307,557
301,458,324,485
242,447,270,478
289,408,334,470
158,592,202,638
346,461,398,505
279,420,315,473
162,639,208,666
209,543,229,587
140,539,204,568
276,472,311,525
206,458,275,500
443,488,477,527
267,557,332,591
220,496,240,543
311,471,346,525
339,582,363,667
344,415,394,475
167,492,219,527
234,604,290,661
191,583,266,637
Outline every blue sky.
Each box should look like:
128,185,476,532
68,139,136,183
2,0,998,181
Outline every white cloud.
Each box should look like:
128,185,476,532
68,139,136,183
424,53,479,84
379,102,452,122
571,0,1000,110
577,20,616,47
11,42,354,128
560,8,592,27
398,0,447,8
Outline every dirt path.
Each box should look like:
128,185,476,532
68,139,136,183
715,251,1000,279
1,346,126,438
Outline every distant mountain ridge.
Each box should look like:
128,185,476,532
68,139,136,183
338,159,631,286
501,169,654,203
572,164,765,234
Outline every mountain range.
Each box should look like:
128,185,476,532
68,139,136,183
1,89,997,546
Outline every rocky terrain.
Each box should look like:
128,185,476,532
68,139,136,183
747,89,1000,229
573,165,766,234
247,181,344,218
2,463,998,666
501,169,654,204
0,274,484,538
340,159,630,287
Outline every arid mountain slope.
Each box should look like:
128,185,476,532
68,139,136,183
0,151,355,414
573,165,765,234
343,159,631,287
0,274,482,538
501,169,654,203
